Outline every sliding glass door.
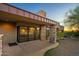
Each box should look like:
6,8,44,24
29,27,35,41
17,26,29,43
35,27,40,40
28,27,40,41
17,26,40,43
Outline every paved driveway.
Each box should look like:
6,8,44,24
45,38,79,56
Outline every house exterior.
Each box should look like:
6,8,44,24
0,3,61,47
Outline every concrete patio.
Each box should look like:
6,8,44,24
2,40,59,56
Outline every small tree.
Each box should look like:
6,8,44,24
64,6,79,30
64,6,79,38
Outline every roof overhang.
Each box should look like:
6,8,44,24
0,3,57,26
0,11,50,26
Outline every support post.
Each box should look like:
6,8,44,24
40,26,46,40
50,25,57,43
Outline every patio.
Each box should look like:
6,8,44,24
2,40,59,56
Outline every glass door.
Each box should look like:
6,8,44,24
46,27,51,40
17,26,41,43
35,27,40,40
29,27,35,41
17,26,29,43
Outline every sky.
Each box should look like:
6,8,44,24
9,3,79,25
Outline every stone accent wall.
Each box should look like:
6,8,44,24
0,23,17,55
40,26,46,40
0,23,17,46
2,28,17,46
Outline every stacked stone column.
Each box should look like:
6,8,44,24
40,26,46,41
50,25,57,43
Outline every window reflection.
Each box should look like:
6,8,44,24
29,27,35,34
46,27,50,39
29,27,35,41
36,27,40,39
18,26,40,42
20,27,28,35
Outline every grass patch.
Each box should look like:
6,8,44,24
44,43,60,56
44,49,57,56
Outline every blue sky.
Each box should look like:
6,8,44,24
9,3,79,25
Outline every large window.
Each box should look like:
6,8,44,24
17,26,29,43
20,27,28,35
29,27,35,41
17,26,40,43
35,27,40,40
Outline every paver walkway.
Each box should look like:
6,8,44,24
45,38,79,56
2,40,58,56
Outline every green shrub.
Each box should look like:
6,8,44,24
57,31,64,40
